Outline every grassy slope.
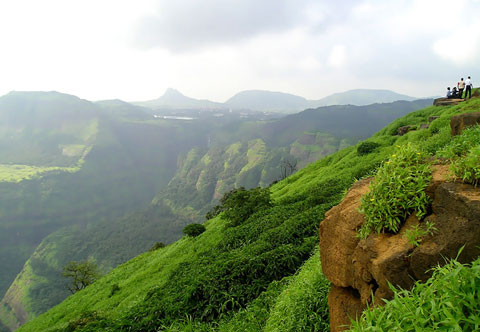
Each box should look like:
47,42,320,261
20,96,480,331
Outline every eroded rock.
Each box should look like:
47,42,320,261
396,125,415,136
433,97,464,106
450,112,480,136
319,165,480,331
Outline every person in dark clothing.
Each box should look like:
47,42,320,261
452,87,459,98
465,76,473,99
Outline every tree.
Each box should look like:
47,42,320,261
62,260,102,294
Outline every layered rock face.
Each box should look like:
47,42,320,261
319,167,480,332
450,112,480,136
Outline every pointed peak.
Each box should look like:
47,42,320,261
162,88,184,97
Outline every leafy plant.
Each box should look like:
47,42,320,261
359,144,432,239
450,145,480,187
182,223,206,237
405,220,437,247
357,141,380,155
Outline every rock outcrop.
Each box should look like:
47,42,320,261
396,125,415,136
319,166,480,332
433,97,464,106
450,112,480,136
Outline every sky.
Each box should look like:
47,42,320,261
0,0,479,102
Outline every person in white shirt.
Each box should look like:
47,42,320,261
465,76,473,99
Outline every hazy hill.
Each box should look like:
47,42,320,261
225,90,308,112
18,92,480,332
312,89,417,107
133,88,224,110
0,91,99,167
133,88,419,114
95,99,152,120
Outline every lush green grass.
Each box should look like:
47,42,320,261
350,255,480,331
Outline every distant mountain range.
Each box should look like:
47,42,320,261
132,88,420,113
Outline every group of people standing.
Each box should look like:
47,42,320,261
447,76,473,99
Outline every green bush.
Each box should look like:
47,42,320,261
350,255,480,331
182,224,206,237
451,145,480,187
359,144,432,238
149,242,166,251
357,141,380,155
219,187,273,227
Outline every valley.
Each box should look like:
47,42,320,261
0,90,432,330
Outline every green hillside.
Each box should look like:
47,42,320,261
19,94,480,331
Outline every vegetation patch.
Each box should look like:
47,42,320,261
359,144,432,238
356,141,380,155
182,224,206,237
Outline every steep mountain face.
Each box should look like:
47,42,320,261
0,93,432,330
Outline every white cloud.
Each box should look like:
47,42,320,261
433,23,480,65
0,0,479,101
328,45,347,68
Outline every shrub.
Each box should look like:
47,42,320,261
357,141,380,155
210,187,272,227
451,145,480,187
149,242,166,251
183,223,206,237
359,144,432,239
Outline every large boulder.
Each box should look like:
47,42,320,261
319,165,480,332
450,112,480,136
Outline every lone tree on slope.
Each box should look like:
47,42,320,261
62,260,102,294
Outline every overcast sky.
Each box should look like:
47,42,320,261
0,0,479,102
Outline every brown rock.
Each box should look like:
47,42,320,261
433,97,464,106
450,112,480,136
319,178,372,287
428,116,440,123
320,165,480,332
396,125,415,136
473,89,480,98
328,286,363,332
419,123,429,129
